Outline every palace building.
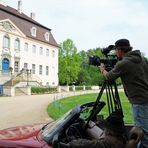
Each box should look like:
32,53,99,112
0,0,59,87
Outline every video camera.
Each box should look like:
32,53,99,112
89,45,118,71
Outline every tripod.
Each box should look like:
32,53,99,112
86,80,124,127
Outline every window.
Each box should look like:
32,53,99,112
39,65,42,75
14,38,20,50
24,63,28,69
14,61,19,72
44,32,50,41
32,64,36,74
46,49,49,56
3,34,10,48
52,50,55,58
46,82,49,86
32,45,36,53
24,43,28,52
52,66,55,75
31,27,37,37
39,47,43,55
46,66,49,75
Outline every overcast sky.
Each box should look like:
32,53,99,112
4,0,148,56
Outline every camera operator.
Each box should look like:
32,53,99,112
99,39,148,148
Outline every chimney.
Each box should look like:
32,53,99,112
30,12,35,20
18,0,22,13
0,0,7,6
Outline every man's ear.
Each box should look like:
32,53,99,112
118,49,125,57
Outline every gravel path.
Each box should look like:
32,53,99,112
0,94,55,130
0,90,101,130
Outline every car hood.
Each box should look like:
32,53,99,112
0,124,44,140
0,123,53,148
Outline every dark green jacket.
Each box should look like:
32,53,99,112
106,50,148,104
69,136,125,148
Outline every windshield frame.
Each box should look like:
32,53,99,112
41,106,81,143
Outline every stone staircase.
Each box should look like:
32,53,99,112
4,70,42,87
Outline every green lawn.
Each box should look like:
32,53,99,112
47,92,134,124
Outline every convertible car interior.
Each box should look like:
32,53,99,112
50,102,144,148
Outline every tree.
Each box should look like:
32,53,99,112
59,39,81,85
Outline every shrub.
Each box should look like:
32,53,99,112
75,86,83,91
85,86,92,90
31,87,57,94
69,86,73,91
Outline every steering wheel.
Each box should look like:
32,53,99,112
65,124,82,142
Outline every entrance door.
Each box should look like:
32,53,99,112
2,58,9,73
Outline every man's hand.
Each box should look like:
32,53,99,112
99,63,108,79
99,63,106,73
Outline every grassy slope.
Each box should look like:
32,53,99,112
47,92,134,124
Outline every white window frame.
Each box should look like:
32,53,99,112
14,38,20,50
14,61,19,72
46,66,49,75
24,63,28,69
52,50,55,58
32,45,36,54
31,27,37,37
24,43,28,52
32,64,36,74
3,34,10,48
39,65,42,75
44,32,50,41
46,49,49,56
39,47,43,55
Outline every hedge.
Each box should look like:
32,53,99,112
31,87,57,94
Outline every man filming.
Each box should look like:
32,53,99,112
99,39,148,148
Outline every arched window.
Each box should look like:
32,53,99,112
14,38,20,50
52,50,55,58
32,45,36,53
24,43,28,52
46,49,49,56
31,27,37,37
39,47,43,55
44,32,50,41
3,34,10,48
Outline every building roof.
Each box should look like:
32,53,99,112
0,3,59,47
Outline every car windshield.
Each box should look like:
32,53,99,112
41,103,96,143
41,109,72,142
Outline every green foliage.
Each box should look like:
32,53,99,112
59,39,81,85
77,48,105,85
69,86,92,91
58,39,121,86
31,87,57,94
75,86,83,91
69,86,73,91
85,86,92,90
